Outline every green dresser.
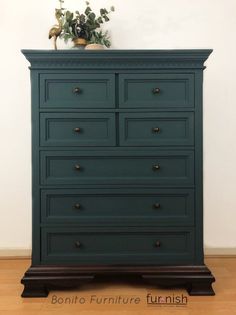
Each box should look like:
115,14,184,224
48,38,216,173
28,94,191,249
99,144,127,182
21,49,215,297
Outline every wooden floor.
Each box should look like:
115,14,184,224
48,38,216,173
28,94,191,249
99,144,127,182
0,258,236,315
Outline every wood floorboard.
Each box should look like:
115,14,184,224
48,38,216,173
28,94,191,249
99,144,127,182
0,258,235,314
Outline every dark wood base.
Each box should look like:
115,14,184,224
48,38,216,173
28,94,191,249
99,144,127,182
21,264,215,297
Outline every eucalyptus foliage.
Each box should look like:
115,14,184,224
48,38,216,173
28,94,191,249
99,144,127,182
56,0,114,47
89,30,111,47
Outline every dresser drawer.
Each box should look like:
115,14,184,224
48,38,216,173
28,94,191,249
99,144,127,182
41,227,194,265
40,73,115,108
41,188,194,225
41,150,194,186
119,112,194,146
40,113,116,147
119,74,194,108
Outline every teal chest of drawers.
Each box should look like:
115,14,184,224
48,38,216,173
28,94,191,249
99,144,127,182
21,49,215,297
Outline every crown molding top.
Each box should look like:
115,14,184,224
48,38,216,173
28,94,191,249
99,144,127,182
21,49,213,70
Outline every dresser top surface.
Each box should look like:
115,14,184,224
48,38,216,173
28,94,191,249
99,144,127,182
21,49,213,70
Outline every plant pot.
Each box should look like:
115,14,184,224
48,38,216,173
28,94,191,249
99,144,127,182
85,44,105,50
73,38,87,49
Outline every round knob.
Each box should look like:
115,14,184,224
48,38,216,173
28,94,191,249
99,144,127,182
152,127,160,133
155,241,161,247
75,241,81,248
74,127,81,132
75,164,81,170
153,164,160,170
73,87,81,94
74,203,81,209
154,203,160,209
153,87,161,94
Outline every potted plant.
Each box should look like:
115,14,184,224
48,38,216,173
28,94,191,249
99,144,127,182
85,30,111,50
49,0,114,49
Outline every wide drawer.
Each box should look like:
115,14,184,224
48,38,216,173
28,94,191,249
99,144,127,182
41,188,194,226
39,73,115,108
41,227,194,265
40,113,116,147
119,73,194,108
40,150,194,186
119,112,194,146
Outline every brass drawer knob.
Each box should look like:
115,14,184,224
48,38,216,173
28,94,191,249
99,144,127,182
75,164,81,170
152,87,161,94
152,127,160,133
73,87,81,94
74,203,81,209
75,241,81,248
154,203,161,209
153,164,160,170
155,241,161,247
74,127,81,132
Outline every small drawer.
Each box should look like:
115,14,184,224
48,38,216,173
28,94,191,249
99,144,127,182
40,73,115,108
119,112,194,146
41,227,194,265
119,73,194,108
41,188,194,225
40,150,194,186
40,113,116,147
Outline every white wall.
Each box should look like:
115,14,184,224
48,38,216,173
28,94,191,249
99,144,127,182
0,0,236,252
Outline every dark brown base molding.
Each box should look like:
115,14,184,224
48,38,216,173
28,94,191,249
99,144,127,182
21,264,215,297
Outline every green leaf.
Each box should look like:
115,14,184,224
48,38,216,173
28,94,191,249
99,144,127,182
65,10,73,22
104,16,109,22
89,12,96,20
69,26,74,36
85,6,92,15
80,14,86,23
110,6,115,12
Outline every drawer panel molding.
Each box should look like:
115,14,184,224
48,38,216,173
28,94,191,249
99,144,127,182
41,188,194,225
119,73,194,108
40,113,116,147
120,112,194,146
41,227,194,265
40,73,115,108
41,150,194,186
